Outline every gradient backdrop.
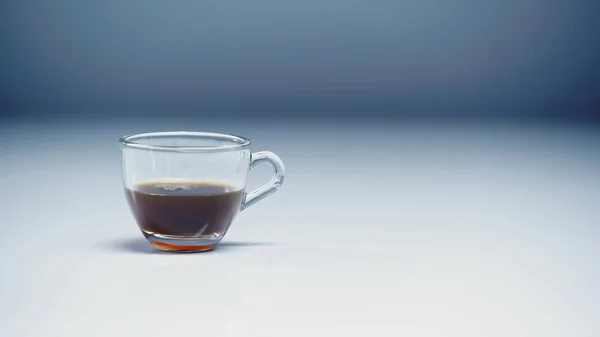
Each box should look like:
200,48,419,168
1,1,599,336
1,0,599,120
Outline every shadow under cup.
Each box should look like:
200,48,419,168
120,132,285,252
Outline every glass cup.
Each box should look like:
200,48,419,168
119,131,285,252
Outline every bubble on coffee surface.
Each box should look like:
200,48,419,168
159,183,192,191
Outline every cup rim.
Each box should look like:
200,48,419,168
119,131,251,152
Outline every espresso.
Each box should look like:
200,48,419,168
125,181,245,237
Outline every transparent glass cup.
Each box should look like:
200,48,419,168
119,132,285,252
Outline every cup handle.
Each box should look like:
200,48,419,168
242,151,285,210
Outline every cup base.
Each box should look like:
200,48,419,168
143,231,220,253
152,241,215,252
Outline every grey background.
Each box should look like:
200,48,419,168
1,0,599,121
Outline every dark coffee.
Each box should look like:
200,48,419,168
125,181,245,237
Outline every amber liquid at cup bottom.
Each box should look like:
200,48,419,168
125,180,245,252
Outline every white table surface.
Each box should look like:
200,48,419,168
1,120,599,337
